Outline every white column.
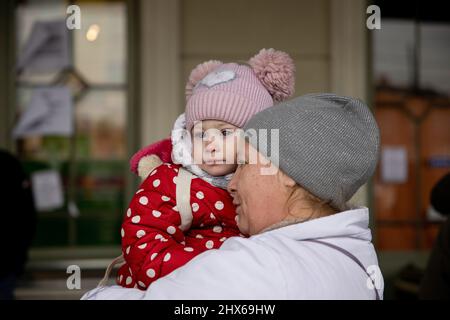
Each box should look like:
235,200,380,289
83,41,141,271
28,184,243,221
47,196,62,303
330,0,369,101
140,0,181,146
330,0,371,208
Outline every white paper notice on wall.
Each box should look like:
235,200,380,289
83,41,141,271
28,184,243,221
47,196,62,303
17,20,70,73
31,170,64,212
381,146,408,183
13,86,73,138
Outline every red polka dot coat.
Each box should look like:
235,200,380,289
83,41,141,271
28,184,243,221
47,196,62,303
117,163,241,289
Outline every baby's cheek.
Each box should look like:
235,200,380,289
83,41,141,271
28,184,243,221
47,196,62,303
223,143,238,163
191,141,204,164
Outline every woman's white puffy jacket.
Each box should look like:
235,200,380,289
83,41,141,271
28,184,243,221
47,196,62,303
83,207,384,300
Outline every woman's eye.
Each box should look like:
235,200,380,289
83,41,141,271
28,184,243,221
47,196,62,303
237,157,247,165
237,161,248,170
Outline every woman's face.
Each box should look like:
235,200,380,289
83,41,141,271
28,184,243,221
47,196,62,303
227,142,292,236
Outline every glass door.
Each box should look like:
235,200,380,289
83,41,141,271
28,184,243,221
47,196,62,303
15,0,129,247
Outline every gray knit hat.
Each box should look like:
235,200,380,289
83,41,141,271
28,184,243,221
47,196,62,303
243,93,380,211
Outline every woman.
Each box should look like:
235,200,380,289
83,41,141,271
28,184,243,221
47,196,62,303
83,93,383,300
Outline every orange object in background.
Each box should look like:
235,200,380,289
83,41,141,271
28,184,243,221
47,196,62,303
374,88,450,250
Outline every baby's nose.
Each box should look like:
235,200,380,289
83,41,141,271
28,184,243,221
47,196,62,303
205,139,218,152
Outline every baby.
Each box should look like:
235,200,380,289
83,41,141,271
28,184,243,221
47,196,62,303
115,48,295,290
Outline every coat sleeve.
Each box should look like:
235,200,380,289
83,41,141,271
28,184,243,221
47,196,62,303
141,237,288,299
120,165,197,289
129,138,172,175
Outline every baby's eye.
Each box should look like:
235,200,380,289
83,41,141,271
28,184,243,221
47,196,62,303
221,129,235,137
193,131,205,139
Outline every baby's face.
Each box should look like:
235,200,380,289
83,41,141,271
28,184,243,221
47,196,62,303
192,120,239,176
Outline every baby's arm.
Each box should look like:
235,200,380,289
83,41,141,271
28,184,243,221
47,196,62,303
119,165,197,289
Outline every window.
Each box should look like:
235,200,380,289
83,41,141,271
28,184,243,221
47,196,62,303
373,17,450,250
15,0,129,247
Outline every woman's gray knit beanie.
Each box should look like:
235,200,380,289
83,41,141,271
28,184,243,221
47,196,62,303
243,93,380,211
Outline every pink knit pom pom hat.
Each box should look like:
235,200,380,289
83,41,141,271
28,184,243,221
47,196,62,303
185,48,296,131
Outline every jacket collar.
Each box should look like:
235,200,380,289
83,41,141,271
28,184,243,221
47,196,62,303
258,207,372,242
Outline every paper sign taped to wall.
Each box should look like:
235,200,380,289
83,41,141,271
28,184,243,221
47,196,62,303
17,20,70,73
31,170,64,211
13,86,73,138
381,146,408,183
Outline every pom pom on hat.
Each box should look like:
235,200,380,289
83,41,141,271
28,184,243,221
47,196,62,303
248,48,295,102
185,60,223,101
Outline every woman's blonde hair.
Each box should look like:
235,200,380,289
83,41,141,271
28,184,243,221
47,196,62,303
286,183,339,222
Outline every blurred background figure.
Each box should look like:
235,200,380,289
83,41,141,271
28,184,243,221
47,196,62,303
0,149,36,300
420,173,450,299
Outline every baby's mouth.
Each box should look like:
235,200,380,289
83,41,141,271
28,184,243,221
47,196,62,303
204,159,226,165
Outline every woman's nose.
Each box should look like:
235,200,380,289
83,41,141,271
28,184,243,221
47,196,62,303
227,169,239,195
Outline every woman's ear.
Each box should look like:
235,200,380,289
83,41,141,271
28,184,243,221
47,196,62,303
278,169,297,188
